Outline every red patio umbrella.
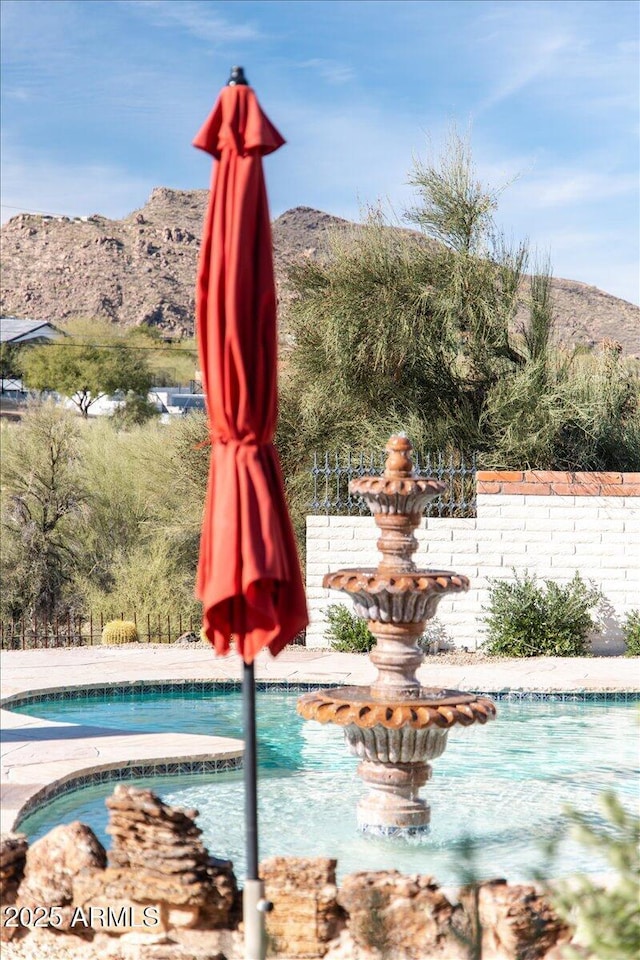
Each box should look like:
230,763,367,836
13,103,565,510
193,67,309,960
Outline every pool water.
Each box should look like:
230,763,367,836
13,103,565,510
13,691,639,885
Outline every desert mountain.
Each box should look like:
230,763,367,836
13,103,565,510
1,187,638,355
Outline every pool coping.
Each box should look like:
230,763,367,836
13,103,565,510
2,646,639,835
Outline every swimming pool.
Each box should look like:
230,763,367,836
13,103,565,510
12,689,639,885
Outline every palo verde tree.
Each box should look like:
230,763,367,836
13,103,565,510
278,129,639,475
19,318,153,417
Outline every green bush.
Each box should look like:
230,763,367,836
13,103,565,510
623,610,640,656
111,391,159,428
325,604,375,653
483,571,602,657
102,619,139,645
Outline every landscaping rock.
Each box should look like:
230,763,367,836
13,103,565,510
261,856,344,957
1,833,29,942
337,870,467,960
17,822,106,930
72,786,241,931
461,879,572,960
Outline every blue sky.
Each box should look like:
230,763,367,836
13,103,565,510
1,0,638,303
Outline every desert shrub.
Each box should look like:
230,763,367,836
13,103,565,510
80,536,201,630
102,620,139,645
0,402,85,621
548,792,640,960
483,571,602,657
325,604,375,652
623,610,640,656
417,618,452,653
110,391,159,428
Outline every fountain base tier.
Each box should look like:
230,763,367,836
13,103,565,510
356,760,432,834
297,686,497,731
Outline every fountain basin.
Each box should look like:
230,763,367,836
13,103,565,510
297,686,496,833
297,687,496,728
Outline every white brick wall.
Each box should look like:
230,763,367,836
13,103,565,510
305,493,640,651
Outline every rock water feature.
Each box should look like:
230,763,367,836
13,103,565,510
298,434,497,836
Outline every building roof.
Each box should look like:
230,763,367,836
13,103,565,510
0,317,60,344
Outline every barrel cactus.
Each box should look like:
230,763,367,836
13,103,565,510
102,620,139,645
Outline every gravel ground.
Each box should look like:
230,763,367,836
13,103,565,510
163,639,494,667
2,928,241,960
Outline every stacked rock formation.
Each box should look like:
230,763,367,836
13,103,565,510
261,857,344,958
73,785,237,931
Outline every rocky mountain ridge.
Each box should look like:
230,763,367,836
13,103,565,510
1,187,638,355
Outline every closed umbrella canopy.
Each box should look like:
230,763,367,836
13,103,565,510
193,80,308,664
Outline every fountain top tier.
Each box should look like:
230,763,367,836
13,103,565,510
345,433,446,576
319,434,472,702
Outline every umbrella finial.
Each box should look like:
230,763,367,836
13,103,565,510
228,65,249,86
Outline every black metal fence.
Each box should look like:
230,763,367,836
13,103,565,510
0,611,200,651
310,450,477,517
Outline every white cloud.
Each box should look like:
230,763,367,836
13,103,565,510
0,142,154,222
121,0,261,44
514,170,638,208
479,32,573,110
297,59,355,86
474,1,638,120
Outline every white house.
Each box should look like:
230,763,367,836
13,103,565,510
0,317,61,345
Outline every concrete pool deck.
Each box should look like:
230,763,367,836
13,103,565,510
1,645,639,834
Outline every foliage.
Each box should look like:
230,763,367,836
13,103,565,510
1,404,206,626
417,618,452,653
0,402,85,621
101,619,139,645
548,792,640,960
19,318,153,417
623,610,640,656
110,391,159,428
80,537,201,630
0,342,22,379
324,604,451,655
73,416,205,624
325,604,375,652
278,130,640,482
483,571,603,657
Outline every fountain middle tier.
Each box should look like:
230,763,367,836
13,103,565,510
323,566,470,697
323,568,469,623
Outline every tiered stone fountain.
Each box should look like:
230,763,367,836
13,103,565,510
298,434,497,836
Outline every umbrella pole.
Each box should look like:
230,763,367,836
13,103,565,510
243,660,267,960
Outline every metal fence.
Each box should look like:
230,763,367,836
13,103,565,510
0,611,308,650
0,611,201,651
310,450,477,517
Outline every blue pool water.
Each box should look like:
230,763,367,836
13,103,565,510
12,691,639,884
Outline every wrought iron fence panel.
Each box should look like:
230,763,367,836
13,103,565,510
0,611,306,650
311,450,477,517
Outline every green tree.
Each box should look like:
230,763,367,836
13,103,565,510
0,342,22,379
280,131,551,465
20,318,153,417
279,129,639,478
0,402,85,621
